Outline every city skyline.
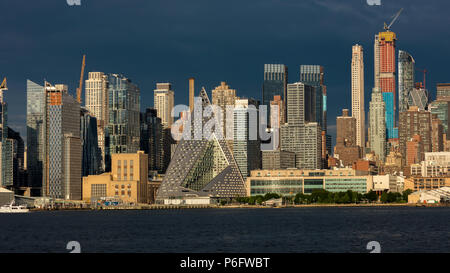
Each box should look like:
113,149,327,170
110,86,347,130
2,1,450,146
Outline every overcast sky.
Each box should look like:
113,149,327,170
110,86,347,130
1,0,450,144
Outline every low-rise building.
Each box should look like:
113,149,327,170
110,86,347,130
247,169,374,196
408,187,450,204
373,175,399,192
404,177,450,191
0,187,14,206
82,151,148,204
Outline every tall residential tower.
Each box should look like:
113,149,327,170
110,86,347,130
351,45,365,148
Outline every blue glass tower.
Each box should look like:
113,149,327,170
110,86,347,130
300,65,325,131
262,64,287,124
382,92,398,139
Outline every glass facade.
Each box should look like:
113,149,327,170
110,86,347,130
262,64,287,123
383,92,397,139
250,179,302,196
81,108,102,176
300,65,325,130
398,50,415,113
430,100,449,134
249,176,370,196
325,178,368,194
107,74,140,156
26,80,46,191
140,108,164,173
0,99,7,187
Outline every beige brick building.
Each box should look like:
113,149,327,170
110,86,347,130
82,151,148,204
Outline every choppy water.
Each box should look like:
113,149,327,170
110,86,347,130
0,207,449,253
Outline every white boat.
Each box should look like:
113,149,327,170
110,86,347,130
0,201,30,213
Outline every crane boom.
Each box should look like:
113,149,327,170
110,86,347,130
76,54,86,104
384,8,404,31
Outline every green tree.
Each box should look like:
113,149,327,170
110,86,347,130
402,189,413,202
364,191,378,202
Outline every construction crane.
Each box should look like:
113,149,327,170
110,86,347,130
0,77,7,102
76,54,86,104
416,68,428,90
384,8,404,31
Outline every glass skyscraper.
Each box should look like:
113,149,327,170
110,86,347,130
382,92,397,139
26,80,46,194
262,64,287,124
300,65,325,130
140,108,164,173
45,84,81,199
0,87,7,187
233,98,261,178
81,108,102,176
107,74,140,156
398,50,415,113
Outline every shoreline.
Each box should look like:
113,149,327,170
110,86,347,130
28,203,447,211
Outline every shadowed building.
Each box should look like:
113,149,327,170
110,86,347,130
262,150,295,170
26,80,46,195
108,74,140,157
398,50,415,113
399,106,432,166
432,114,444,152
334,109,361,167
262,64,287,124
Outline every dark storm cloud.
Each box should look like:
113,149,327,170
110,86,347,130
1,0,450,144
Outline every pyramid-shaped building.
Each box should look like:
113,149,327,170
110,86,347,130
155,88,247,201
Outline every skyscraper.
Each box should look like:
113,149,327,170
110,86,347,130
233,98,261,177
45,83,82,199
351,45,365,148
0,80,9,188
0,82,7,188
262,64,287,124
85,72,109,171
108,74,140,156
369,87,386,161
300,65,325,130
375,31,397,140
80,108,102,176
281,82,321,169
153,83,174,129
398,50,415,113
334,109,361,167
3,127,25,189
212,81,237,140
285,82,315,126
399,106,432,165
26,80,46,195
140,108,163,173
